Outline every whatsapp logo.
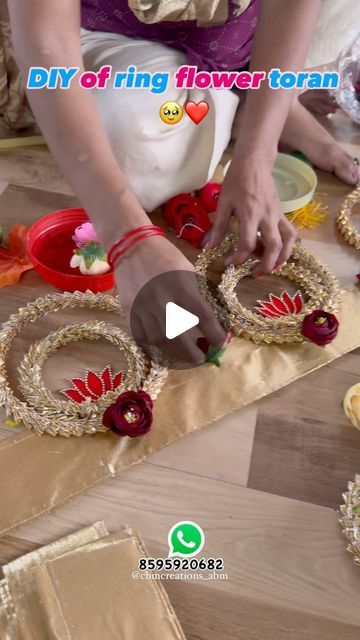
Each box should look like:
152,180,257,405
168,521,205,557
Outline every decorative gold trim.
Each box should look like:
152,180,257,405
339,475,360,568
336,186,360,250
0,291,167,437
195,236,341,344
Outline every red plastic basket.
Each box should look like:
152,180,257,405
27,208,115,293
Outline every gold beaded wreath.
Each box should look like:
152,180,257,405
0,291,167,437
339,475,360,568
195,235,341,345
336,185,360,250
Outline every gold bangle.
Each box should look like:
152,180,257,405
195,236,341,345
339,475,360,568
0,291,167,437
18,321,166,426
336,185,360,250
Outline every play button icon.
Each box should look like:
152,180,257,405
165,302,199,339
129,269,227,370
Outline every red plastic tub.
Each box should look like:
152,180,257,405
27,208,115,293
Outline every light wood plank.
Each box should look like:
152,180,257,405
147,406,258,486
0,148,74,195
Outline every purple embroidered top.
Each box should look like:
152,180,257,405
81,0,259,71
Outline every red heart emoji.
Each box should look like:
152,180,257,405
185,101,209,125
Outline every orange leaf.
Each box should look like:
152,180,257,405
0,260,32,287
0,224,33,288
7,224,30,259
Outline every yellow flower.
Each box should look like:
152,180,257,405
5,420,20,427
343,383,360,430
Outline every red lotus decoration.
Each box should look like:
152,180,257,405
255,291,303,319
62,366,124,403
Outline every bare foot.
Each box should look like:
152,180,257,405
280,101,359,185
299,89,338,117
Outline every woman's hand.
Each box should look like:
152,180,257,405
115,235,226,364
206,152,297,276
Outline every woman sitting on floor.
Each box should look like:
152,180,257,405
8,0,359,363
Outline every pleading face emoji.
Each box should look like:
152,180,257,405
160,101,183,125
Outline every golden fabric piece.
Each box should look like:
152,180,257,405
0,525,185,639
128,0,251,27
31,529,186,640
0,579,22,640
0,286,358,537
2,522,108,640
0,0,36,131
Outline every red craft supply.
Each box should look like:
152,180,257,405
174,203,211,248
108,225,166,269
198,182,221,212
27,208,115,293
163,193,199,228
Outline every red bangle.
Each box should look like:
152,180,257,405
108,224,156,262
108,225,166,269
110,229,164,266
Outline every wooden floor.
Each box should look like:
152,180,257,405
0,111,359,639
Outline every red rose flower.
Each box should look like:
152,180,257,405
198,182,221,213
102,390,153,437
163,194,199,228
301,310,339,346
174,203,211,248
356,273,360,282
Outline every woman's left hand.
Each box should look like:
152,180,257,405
206,152,297,276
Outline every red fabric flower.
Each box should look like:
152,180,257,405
62,366,124,403
174,204,211,248
163,194,199,228
198,182,221,213
102,390,153,437
301,310,339,346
